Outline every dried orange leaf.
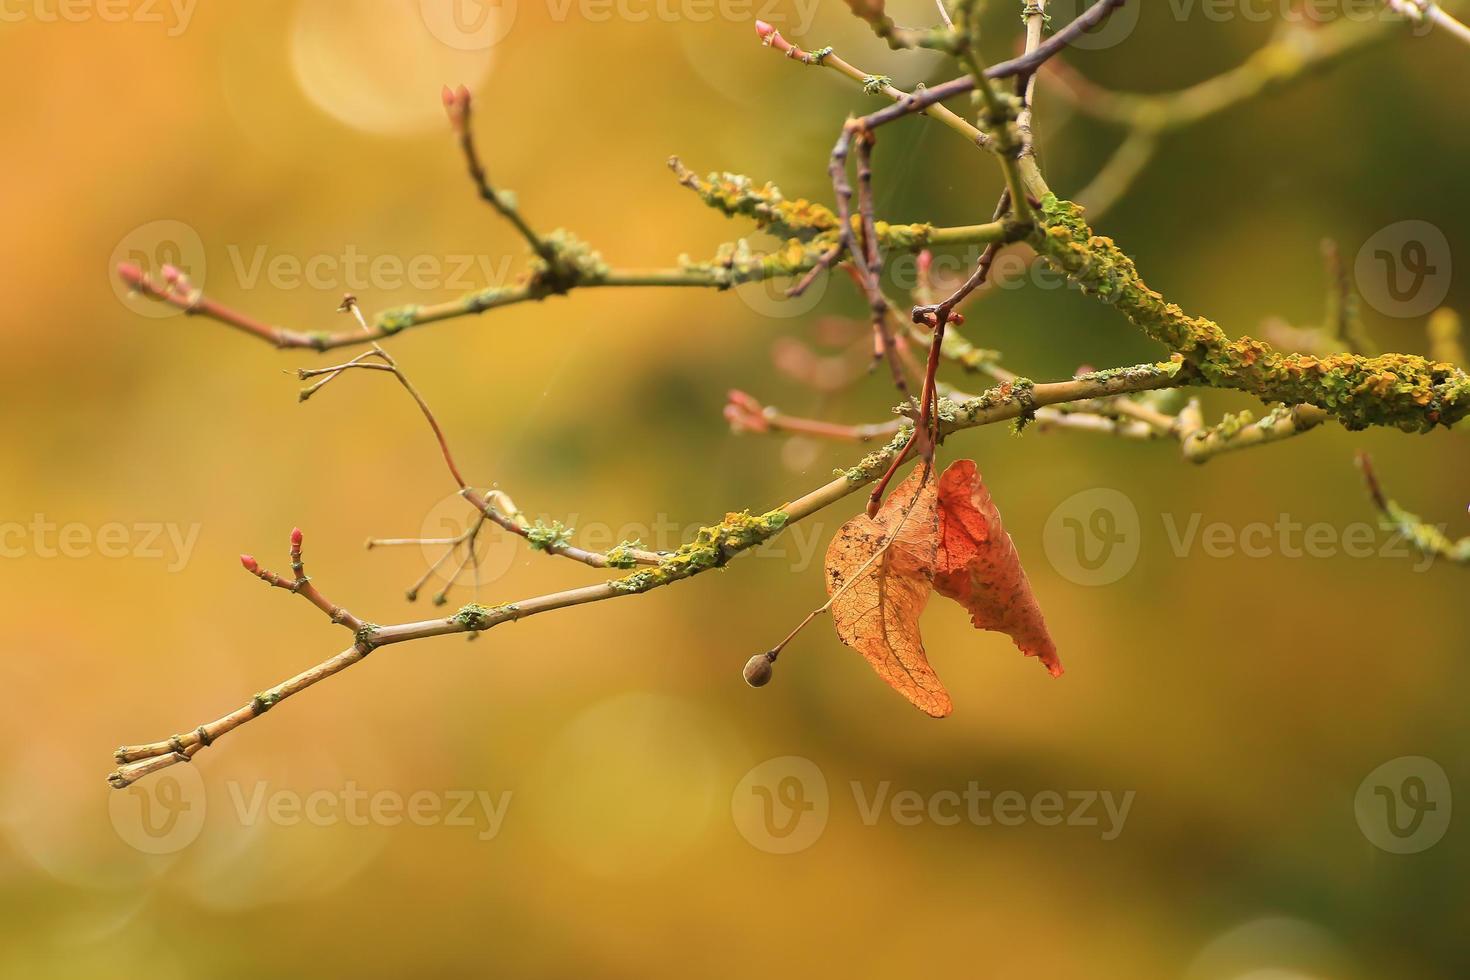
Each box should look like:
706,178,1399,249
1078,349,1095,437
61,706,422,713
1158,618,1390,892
824,465,951,717
932,459,1062,677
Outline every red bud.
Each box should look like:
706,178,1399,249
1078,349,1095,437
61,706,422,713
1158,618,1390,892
290,528,303,547
240,555,258,573
754,20,775,40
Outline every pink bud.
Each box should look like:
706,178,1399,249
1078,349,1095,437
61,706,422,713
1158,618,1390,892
290,528,303,548
754,20,775,40
441,84,455,108
916,250,932,277
116,262,144,287
727,389,762,412
724,391,768,433
240,555,258,573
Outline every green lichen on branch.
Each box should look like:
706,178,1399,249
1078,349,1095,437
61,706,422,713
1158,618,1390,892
676,236,834,290
1359,452,1470,565
604,539,645,569
668,158,969,253
609,510,790,594
1031,194,1470,432
373,305,421,336
669,158,840,240
1379,501,1470,565
527,228,608,292
948,375,1040,425
451,602,519,631
526,520,574,552
838,424,913,482
1203,407,1259,442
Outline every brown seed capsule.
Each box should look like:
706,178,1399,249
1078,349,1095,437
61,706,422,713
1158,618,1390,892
743,651,777,688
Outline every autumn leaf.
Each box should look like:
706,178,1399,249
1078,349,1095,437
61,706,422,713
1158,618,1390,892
932,459,1062,677
824,459,1060,717
825,463,950,717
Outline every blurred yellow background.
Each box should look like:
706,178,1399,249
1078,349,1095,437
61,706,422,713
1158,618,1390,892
2,1,1469,976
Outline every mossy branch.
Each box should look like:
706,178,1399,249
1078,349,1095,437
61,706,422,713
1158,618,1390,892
1031,195,1470,433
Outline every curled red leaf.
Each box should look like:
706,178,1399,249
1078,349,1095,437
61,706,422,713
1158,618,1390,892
823,459,1061,717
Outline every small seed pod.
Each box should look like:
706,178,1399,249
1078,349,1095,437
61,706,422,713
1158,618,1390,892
743,651,777,688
